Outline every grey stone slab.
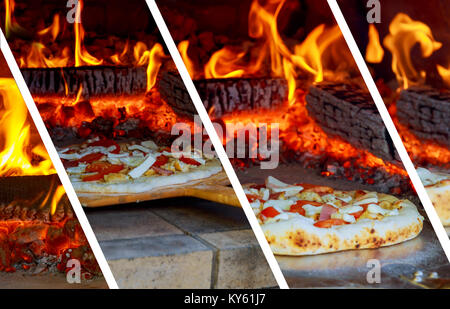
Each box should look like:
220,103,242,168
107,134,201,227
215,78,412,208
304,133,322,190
108,251,213,289
100,234,212,260
150,197,250,234
101,235,213,289
86,208,183,241
199,229,277,289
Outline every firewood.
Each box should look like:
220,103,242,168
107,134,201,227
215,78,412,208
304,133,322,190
158,71,288,118
305,82,399,163
0,175,72,223
21,66,147,98
397,86,450,147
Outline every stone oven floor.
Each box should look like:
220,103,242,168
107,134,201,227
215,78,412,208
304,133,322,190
85,198,277,289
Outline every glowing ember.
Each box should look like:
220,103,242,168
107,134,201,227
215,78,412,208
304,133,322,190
367,14,449,169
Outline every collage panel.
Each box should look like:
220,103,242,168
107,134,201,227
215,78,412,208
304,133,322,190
0,52,106,288
338,0,450,231
155,0,450,288
0,0,277,288
0,0,449,292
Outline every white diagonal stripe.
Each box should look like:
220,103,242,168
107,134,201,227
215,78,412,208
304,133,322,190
328,0,450,261
145,0,289,289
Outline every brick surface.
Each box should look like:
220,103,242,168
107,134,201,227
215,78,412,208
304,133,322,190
150,198,250,234
87,208,182,241
101,235,213,289
199,229,277,289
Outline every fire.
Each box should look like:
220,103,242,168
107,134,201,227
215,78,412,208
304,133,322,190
4,0,26,38
178,40,195,79
74,0,103,67
147,43,166,91
205,47,247,79
37,13,60,42
6,0,167,93
49,184,66,216
133,42,168,91
182,0,355,102
437,64,450,88
177,0,402,184
23,43,70,68
0,78,55,176
111,40,130,65
383,13,442,89
393,111,450,168
366,24,384,63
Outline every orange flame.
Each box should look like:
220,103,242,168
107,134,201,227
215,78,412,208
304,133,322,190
134,42,167,91
147,43,166,91
187,0,352,103
0,78,55,176
21,43,70,68
50,185,66,215
74,0,103,67
37,14,60,42
178,40,195,79
366,24,384,63
111,40,130,65
383,13,442,89
4,0,26,38
437,64,450,87
205,47,246,79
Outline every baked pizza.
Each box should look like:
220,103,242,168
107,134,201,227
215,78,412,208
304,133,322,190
58,137,222,193
417,167,450,226
245,176,424,255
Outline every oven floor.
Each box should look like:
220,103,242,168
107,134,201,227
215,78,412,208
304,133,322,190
85,198,277,289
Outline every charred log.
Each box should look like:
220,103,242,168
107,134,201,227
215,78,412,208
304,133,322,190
397,86,450,147
0,175,72,222
158,71,288,118
21,66,147,98
306,82,399,163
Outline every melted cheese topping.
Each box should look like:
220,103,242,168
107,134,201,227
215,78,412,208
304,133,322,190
249,177,401,226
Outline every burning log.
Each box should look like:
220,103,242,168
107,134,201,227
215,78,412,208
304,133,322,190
0,175,72,222
21,66,147,98
306,82,399,163
397,86,450,147
158,71,288,118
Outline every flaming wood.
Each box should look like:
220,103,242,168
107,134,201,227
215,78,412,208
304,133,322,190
306,82,398,163
21,66,147,98
397,86,450,147
0,175,73,222
158,71,288,118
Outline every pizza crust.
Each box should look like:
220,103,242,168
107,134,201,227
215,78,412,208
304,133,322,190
425,181,450,226
417,168,450,226
261,199,423,256
70,160,222,193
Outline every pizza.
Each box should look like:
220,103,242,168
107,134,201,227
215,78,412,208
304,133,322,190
57,137,222,194
245,176,424,256
417,167,450,226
